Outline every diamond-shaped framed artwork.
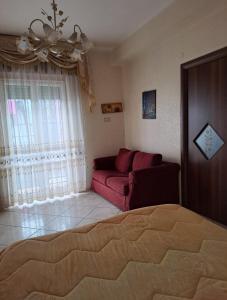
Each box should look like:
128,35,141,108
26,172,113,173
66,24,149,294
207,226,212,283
194,123,224,160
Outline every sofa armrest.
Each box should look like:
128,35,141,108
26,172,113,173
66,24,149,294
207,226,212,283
127,163,180,210
94,156,117,170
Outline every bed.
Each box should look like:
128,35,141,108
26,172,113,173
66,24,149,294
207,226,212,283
0,204,227,300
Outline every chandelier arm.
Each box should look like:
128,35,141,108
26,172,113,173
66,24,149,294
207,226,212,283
52,0,57,30
29,18,45,30
41,8,54,28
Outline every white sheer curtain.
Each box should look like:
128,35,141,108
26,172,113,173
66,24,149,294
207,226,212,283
0,63,86,208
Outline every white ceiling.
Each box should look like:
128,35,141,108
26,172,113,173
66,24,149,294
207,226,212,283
0,0,174,48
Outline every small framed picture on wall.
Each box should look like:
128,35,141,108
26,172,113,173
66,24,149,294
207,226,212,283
142,90,156,119
101,102,123,114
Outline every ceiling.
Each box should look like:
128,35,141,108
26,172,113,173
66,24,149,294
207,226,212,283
0,0,174,48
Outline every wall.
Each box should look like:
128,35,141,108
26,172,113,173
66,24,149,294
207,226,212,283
83,49,124,186
113,0,227,163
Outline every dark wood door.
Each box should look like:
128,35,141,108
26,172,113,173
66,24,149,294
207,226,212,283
182,48,227,225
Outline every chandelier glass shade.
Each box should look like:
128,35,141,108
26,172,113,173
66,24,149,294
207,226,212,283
16,0,93,63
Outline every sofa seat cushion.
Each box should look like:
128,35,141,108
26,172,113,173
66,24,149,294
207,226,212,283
106,177,129,196
115,148,135,173
132,151,162,170
92,170,128,185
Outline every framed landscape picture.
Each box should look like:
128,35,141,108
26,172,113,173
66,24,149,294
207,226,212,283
142,90,156,119
101,102,123,114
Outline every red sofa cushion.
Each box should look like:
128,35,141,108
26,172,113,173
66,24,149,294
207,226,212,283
132,151,162,170
106,177,129,196
115,148,135,173
92,170,128,185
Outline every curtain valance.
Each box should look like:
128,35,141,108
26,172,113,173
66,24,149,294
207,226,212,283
0,34,95,111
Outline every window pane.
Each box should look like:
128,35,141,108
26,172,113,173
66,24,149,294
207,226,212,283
7,96,34,147
6,85,31,99
39,86,60,100
6,84,65,148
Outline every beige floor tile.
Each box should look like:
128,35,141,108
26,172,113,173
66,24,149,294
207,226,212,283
73,195,117,209
0,192,123,245
86,207,120,220
97,201,120,209
63,205,95,218
28,203,70,216
22,214,57,229
69,199,97,209
86,199,116,208
0,225,37,245
0,211,56,229
43,216,82,231
76,192,97,199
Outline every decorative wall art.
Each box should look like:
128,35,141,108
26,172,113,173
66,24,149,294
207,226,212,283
142,90,156,119
101,102,123,114
194,123,224,160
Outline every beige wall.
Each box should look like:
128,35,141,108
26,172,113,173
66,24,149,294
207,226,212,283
84,49,124,186
113,0,227,163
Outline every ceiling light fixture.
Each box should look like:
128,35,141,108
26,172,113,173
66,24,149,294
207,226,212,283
16,0,93,63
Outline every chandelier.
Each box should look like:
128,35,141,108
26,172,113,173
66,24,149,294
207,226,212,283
16,0,93,63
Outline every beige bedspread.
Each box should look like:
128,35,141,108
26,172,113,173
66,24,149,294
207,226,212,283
0,204,227,300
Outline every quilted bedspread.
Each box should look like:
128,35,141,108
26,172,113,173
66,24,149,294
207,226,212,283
0,204,227,300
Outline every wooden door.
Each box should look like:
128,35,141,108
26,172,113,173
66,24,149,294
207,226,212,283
181,47,227,225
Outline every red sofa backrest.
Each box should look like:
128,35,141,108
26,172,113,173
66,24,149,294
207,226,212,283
132,151,162,170
115,148,136,173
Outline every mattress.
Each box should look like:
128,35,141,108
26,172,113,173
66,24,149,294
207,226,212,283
0,204,227,300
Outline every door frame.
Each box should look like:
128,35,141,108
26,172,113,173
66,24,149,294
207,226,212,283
181,46,227,209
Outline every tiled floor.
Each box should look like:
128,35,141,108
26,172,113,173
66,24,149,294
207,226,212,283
0,192,121,250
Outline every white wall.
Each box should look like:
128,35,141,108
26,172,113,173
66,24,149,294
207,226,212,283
113,0,227,163
83,0,227,187
84,49,124,186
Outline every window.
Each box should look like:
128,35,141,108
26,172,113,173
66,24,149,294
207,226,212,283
6,84,64,149
0,65,86,206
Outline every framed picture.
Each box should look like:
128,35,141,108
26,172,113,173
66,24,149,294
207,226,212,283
142,90,156,119
194,123,224,160
101,102,123,114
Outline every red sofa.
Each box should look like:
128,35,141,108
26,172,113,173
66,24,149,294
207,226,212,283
91,149,180,211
